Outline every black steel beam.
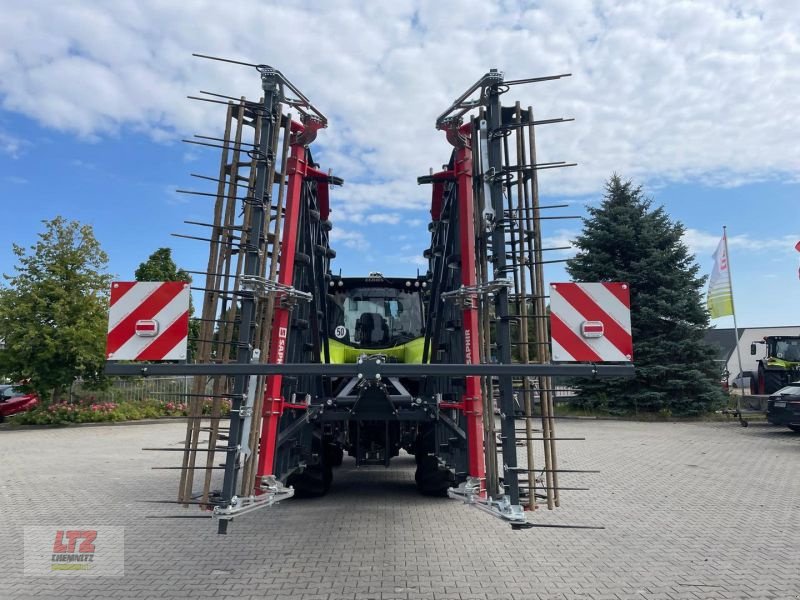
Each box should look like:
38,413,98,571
105,361,634,378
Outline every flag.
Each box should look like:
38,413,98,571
796,240,800,280
707,234,733,318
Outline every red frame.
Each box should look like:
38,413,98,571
256,120,314,485
453,133,486,488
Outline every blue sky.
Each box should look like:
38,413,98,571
1,0,798,328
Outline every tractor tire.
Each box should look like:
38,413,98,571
287,436,333,498
287,464,332,498
760,367,787,395
415,455,455,497
324,443,344,467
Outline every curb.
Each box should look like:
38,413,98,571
0,417,189,431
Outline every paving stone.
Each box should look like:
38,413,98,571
1,420,798,599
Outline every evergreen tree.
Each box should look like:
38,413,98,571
135,248,198,361
566,175,724,416
0,217,112,402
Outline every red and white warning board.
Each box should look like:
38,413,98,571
106,282,190,361
549,282,633,362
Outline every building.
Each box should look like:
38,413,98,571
704,325,800,386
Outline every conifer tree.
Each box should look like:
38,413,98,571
566,175,724,416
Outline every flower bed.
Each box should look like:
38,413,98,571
11,397,231,425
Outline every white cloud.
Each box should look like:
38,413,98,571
1,0,799,216
541,229,579,258
330,227,369,251
365,214,401,225
683,228,800,256
0,131,25,158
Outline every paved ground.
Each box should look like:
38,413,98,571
1,418,798,600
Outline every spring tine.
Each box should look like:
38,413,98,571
151,466,227,470
512,523,604,530
148,391,242,399
138,499,222,505
510,484,589,491
521,469,600,473
503,73,572,85
142,447,237,452
190,173,251,189
172,233,241,246
510,437,585,441
194,133,257,147
184,220,244,232
146,515,215,519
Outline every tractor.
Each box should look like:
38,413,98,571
750,336,800,395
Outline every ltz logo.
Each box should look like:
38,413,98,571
51,530,96,571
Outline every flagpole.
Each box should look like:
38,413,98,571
723,226,745,415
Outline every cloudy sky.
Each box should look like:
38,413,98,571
0,0,798,328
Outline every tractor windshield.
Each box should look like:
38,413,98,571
773,339,800,362
328,287,424,348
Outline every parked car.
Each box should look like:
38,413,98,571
0,385,39,422
766,383,800,432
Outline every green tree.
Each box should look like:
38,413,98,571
135,248,190,282
134,248,198,361
565,175,724,416
0,217,112,402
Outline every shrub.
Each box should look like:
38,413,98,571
10,396,231,426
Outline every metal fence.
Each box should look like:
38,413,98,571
69,377,193,404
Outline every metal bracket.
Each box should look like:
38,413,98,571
479,119,495,232
238,349,260,463
212,476,294,521
240,274,312,303
448,477,528,527
441,279,512,304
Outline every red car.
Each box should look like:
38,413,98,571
0,385,38,421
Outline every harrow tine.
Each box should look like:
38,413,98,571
138,499,222,506
146,515,215,519
142,447,237,452
151,466,226,470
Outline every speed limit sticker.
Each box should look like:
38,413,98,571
334,325,347,339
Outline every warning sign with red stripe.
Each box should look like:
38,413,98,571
549,282,633,362
106,282,190,361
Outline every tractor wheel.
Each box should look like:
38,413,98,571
757,365,766,395
324,443,344,467
287,437,333,498
415,455,455,497
287,463,332,498
762,369,786,395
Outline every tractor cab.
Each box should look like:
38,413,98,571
325,273,427,363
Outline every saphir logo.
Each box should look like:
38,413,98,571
51,530,97,571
